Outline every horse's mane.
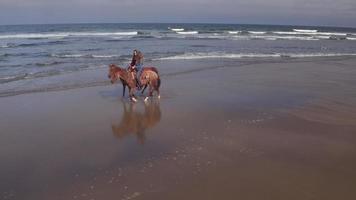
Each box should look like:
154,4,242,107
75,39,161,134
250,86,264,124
110,64,129,80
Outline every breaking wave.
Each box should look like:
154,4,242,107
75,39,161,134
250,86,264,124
177,31,199,35
156,52,356,60
293,29,318,33
0,32,138,39
50,54,120,58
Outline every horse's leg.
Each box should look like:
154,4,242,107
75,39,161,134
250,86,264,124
150,79,160,99
156,83,160,99
122,83,126,97
149,85,154,97
130,87,137,102
141,84,148,95
144,84,153,102
157,77,161,99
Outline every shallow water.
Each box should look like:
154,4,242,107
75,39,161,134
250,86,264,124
1,23,356,97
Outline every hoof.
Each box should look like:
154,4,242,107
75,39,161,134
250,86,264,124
144,97,149,102
131,97,137,102
158,95,161,99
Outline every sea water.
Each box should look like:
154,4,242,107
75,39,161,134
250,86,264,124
1,23,356,96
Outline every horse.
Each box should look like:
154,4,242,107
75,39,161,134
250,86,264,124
108,64,161,102
108,64,137,102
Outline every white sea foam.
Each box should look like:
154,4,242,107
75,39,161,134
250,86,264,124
176,31,199,35
170,28,185,32
157,53,281,60
156,52,356,60
274,31,347,36
0,33,69,39
347,37,356,40
51,54,119,58
253,35,318,40
51,54,85,58
232,35,318,41
0,32,138,39
316,32,347,36
91,54,119,58
70,32,138,36
249,31,266,34
228,31,240,34
293,29,318,33
0,75,19,80
286,53,356,57
314,36,332,40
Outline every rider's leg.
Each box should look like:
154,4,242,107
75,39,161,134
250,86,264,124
136,63,143,88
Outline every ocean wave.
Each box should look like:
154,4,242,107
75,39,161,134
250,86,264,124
0,74,28,84
69,32,138,36
0,53,29,58
0,40,67,48
0,33,69,39
0,53,9,58
169,28,185,32
232,35,318,41
90,54,120,58
82,48,104,52
132,35,157,39
315,32,347,36
50,53,120,59
51,54,85,58
35,61,64,67
285,53,356,57
249,31,267,34
228,31,240,34
176,31,199,35
274,31,347,36
156,52,356,60
293,29,318,33
156,53,281,60
0,31,138,39
17,43,40,47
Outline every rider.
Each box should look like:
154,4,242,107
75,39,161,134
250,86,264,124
129,49,144,89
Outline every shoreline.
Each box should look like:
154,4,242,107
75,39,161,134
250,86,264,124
1,55,356,98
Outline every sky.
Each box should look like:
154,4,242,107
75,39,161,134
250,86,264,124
0,0,355,27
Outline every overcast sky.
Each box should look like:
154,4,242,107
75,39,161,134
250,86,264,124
0,0,355,27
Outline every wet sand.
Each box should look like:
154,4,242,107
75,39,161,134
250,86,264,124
1,57,356,200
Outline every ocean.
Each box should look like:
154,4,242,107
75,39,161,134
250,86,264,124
1,23,356,97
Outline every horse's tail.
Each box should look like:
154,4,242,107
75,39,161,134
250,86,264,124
157,76,161,88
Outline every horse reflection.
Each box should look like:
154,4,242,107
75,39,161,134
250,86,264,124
111,100,161,144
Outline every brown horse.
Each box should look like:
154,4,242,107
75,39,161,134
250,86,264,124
140,67,161,101
108,64,138,102
108,64,161,102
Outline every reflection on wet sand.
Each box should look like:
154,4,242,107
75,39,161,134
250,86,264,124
112,100,161,144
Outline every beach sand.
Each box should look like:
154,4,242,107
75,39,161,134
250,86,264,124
1,57,356,200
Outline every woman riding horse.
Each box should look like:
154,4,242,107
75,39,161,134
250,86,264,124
129,49,144,89
108,64,161,102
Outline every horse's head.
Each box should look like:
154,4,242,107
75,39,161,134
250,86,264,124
108,64,120,84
